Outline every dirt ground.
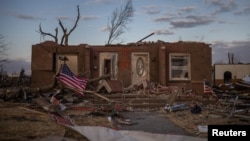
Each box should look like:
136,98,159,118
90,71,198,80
0,102,103,141
0,99,249,141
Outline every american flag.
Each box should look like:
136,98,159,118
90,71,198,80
204,80,220,106
57,64,88,95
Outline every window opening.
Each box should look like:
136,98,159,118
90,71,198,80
170,54,190,80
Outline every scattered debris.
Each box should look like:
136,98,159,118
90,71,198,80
96,80,123,93
67,126,207,141
0,67,249,140
164,103,190,112
190,102,202,114
197,125,208,133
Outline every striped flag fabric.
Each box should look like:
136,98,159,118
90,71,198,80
50,95,61,106
57,64,88,95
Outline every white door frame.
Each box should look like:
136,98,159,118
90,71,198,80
131,52,150,85
99,52,118,80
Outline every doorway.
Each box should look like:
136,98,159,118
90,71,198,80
131,52,150,85
224,71,232,84
99,52,118,80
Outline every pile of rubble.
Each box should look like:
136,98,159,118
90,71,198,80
0,72,250,140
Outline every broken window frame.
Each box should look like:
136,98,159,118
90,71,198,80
169,53,191,81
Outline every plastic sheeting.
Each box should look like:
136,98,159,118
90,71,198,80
242,74,250,83
69,126,207,141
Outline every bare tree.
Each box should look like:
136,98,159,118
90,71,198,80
38,5,80,46
58,5,80,46
0,34,8,68
39,25,58,44
107,0,135,45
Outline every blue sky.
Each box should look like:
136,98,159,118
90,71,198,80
0,0,250,75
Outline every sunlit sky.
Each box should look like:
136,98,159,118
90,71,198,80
0,0,250,75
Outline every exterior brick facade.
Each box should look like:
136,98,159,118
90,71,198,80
31,40,212,94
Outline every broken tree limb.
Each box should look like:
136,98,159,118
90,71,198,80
18,107,48,116
58,82,111,102
84,90,111,102
167,86,181,106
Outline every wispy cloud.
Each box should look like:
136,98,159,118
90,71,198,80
211,40,250,63
56,16,71,20
81,15,99,21
2,58,31,75
153,17,171,22
153,13,176,22
170,15,213,28
234,5,250,15
154,29,173,35
179,6,196,13
226,40,250,49
13,13,42,21
212,40,250,49
210,0,237,15
85,0,116,5
99,26,110,32
142,5,161,15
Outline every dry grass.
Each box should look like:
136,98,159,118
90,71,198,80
0,102,90,141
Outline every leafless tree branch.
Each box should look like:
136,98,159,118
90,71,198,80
58,5,80,46
107,0,134,45
68,5,80,36
58,19,66,46
38,24,58,43
38,5,80,46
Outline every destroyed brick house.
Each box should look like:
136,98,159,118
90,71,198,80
31,40,212,94
213,64,250,85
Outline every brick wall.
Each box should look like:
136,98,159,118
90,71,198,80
31,41,212,94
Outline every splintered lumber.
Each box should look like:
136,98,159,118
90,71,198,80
167,86,181,106
18,107,48,116
34,97,53,112
84,90,110,102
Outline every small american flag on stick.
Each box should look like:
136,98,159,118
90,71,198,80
57,64,88,96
